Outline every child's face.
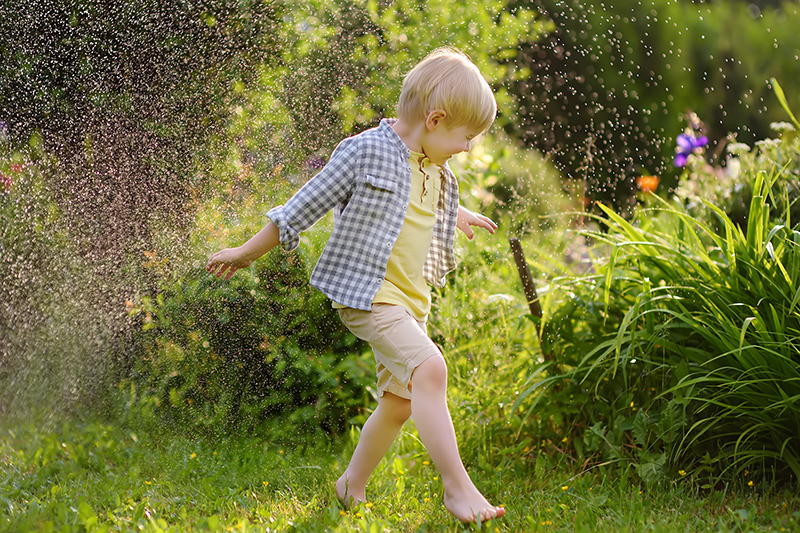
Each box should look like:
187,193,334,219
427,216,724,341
422,121,478,166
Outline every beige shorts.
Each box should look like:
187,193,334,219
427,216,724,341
338,303,442,400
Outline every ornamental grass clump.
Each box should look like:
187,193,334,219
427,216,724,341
528,142,800,486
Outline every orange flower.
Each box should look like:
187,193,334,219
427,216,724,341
636,175,660,194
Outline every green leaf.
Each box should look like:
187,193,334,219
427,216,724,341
584,422,605,452
78,501,97,527
632,410,649,447
26,499,40,520
739,317,756,353
788,285,800,315
635,455,667,487
617,415,634,432
771,78,800,131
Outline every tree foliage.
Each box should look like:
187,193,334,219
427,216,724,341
505,0,800,212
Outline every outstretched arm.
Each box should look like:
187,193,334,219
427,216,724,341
206,221,280,279
456,205,497,240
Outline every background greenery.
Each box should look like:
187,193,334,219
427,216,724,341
507,0,800,212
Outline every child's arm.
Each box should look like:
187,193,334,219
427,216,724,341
206,137,360,280
205,222,280,279
456,205,497,240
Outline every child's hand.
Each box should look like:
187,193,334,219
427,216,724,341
456,205,497,240
206,247,254,279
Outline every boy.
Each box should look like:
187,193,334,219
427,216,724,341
206,48,505,523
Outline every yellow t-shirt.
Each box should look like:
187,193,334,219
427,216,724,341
334,151,441,321
373,151,441,320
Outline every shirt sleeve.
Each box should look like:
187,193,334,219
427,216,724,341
267,137,360,252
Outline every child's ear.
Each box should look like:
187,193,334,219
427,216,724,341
425,109,447,130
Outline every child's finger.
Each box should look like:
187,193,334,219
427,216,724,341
206,260,222,274
206,252,222,271
210,263,229,278
481,215,498,230
477,216,496,233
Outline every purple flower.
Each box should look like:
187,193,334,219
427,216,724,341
674,131,708,168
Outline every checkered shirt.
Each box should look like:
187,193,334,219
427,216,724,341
267,119,459,311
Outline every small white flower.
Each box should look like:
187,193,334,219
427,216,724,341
724,158,741,179
755,138,781,149
770,121,796,133
486,293,515,304
726,142,751,155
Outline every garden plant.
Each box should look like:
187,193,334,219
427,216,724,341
528,82,800,488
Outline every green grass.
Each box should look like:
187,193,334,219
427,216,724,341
2,419,799,532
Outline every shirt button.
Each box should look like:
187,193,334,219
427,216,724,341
402,204,408,210
386,242,391,247
376,278,382,283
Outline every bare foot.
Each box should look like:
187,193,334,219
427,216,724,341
336,474,366,508
443,484,506,523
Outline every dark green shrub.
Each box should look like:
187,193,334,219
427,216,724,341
125,225,374,439
506,0,800,211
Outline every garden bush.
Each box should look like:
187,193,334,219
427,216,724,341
0,0,325,422
123,219,377,439
524,98,800,485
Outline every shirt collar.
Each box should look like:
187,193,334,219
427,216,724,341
379,119,411,160
378,118,454,177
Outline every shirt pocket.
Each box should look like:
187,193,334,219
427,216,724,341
351,173,399,216
363,173,398,193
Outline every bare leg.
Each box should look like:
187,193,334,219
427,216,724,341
336,392,411,506
410,355,505,523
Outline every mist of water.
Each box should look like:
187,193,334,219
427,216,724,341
1,0,797,424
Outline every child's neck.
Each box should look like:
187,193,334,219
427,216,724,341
391,118,426,154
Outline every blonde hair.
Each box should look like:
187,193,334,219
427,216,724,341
397,48,497,134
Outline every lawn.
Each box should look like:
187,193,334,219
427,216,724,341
2,419,798,532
